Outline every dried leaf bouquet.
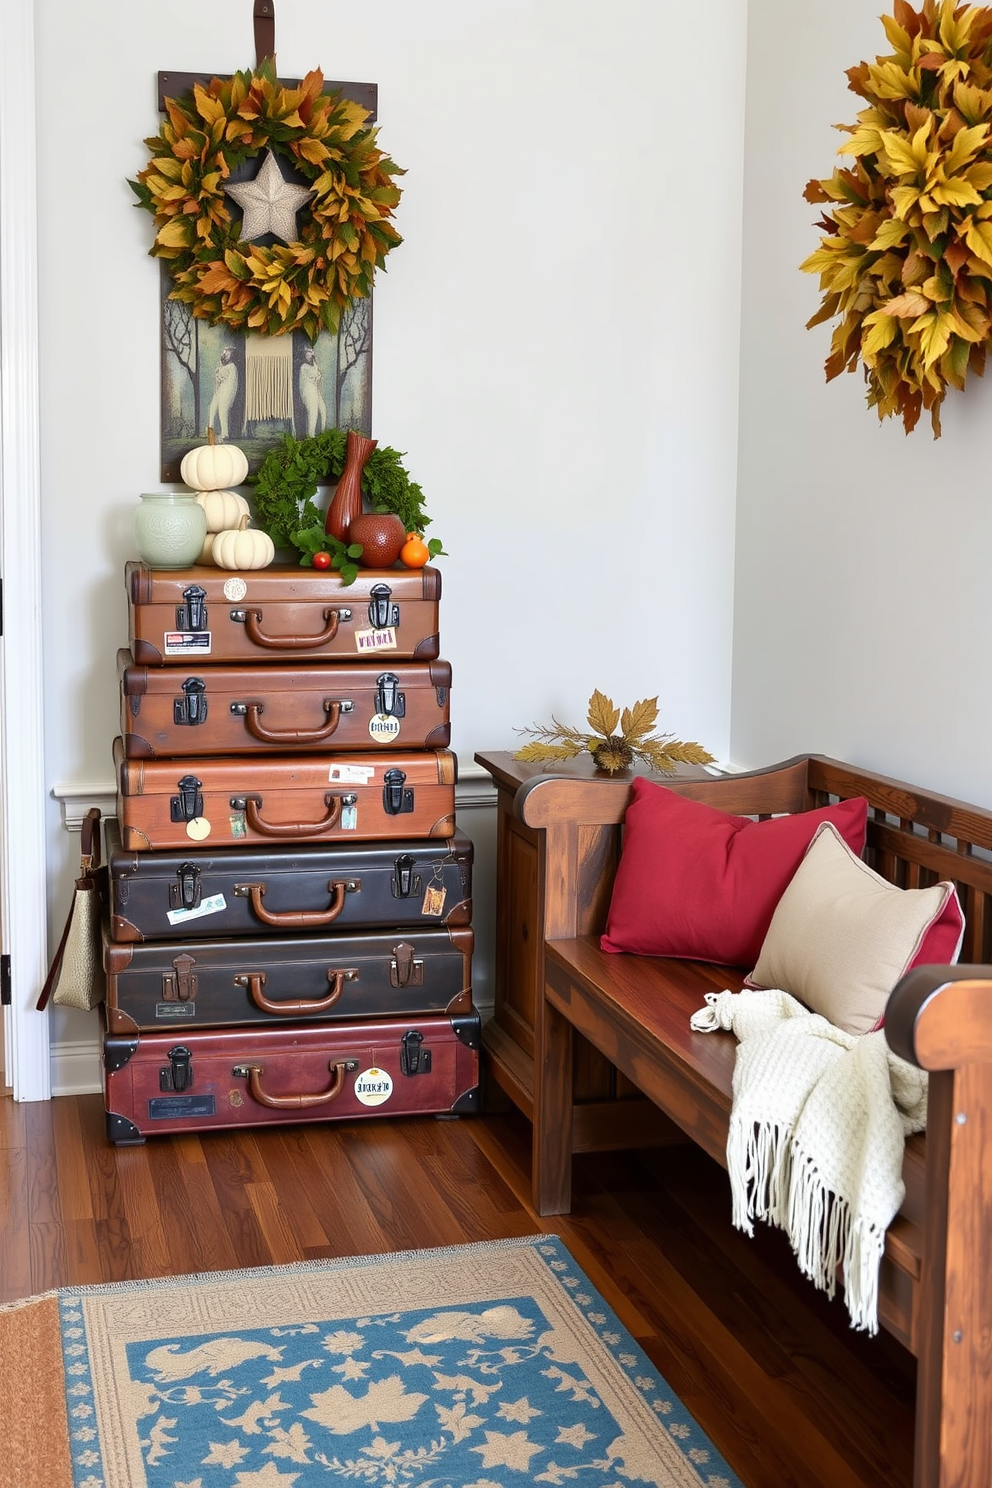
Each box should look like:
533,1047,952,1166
514,690,715,776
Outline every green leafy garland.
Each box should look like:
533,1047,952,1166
128,64,403,340
251,428,444,581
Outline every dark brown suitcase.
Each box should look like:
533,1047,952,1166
118,650,452,757
105,817,473,942
103,1011,480,1142
126,561,440,666
103,921,475,1034
113,736,457,849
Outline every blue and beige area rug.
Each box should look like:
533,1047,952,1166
3,1235,743,1488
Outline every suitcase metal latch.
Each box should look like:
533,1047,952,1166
176,585,207,631
391,854,421,899
162,953,197,1003
170,862,202,911
368,584,399,629
390,942,424,988
160,1045,193,1091
376,672,406,717
400,1030,431,1076
171,775,204,822
175,677,207,726
383,768,413,816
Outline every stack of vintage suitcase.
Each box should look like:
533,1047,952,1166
100,560,479,1144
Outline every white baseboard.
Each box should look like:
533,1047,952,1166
52,1038,102,1096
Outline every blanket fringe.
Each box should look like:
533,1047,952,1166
727,1116,793,1237
729,1120,885,1334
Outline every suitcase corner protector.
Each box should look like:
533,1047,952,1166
106,1110,145,1145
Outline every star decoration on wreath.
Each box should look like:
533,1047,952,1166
128,64,404,339
224,148,314,243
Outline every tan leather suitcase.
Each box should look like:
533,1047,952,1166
113,736,457,850
117,649,452,757
126,561,441,665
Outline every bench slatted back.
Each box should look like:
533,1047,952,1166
807,757,992,965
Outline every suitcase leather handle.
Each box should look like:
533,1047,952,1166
239,700,343,745
235,879,347,928
241,607,342,650
237,968,356,1016
243,793,342,838
234,1059,355,1109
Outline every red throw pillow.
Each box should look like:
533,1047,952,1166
600,781,869,966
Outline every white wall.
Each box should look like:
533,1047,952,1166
34,2,746,1062
734,0,992,807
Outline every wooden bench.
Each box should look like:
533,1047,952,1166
515,754,992,1488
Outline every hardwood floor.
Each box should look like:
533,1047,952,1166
0,1093,915,1488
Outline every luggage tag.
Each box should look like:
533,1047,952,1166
421,853,451,917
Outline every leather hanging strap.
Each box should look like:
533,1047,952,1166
254,0,275,66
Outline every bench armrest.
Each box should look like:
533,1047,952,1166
516,753,816,832
885,964,992,1069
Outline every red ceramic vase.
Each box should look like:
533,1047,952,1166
325,431,377,542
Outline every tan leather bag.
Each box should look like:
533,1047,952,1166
37,807,106,1012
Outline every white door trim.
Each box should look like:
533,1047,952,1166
0,0,52,1100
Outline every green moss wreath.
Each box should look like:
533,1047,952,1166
801,0,992,436
251,428,444,581
128,64,403,340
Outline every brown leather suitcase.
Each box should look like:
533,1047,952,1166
126,561,440,665
102,921,475,1034
113,736,457,849
117,649,452,757
103,1010,480,1142
105,817,473,942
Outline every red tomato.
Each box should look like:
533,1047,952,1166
312,551,332,569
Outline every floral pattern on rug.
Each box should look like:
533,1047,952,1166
58,1236,742,1488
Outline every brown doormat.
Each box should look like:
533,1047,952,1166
0,1292,73,1488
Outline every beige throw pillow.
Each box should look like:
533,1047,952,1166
746,822,964,1036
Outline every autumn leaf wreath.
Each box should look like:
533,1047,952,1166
801,0,992,437
128,63,403,340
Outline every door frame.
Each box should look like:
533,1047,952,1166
0,0,52,1101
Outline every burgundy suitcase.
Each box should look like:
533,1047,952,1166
103,1011,480,1143
118,650,452,757
105,818,473,942
126,561,440,666
103,921,475,1034
113,736,457,849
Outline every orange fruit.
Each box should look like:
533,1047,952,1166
399,533,430,568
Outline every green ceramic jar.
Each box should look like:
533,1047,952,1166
133,492,207,569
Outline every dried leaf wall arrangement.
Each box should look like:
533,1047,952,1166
514,691,715,776
129,64,403,340
801,0,992,436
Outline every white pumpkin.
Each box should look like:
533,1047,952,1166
211,516,275,571
194,488,251,533
197,532,216,565
180,427,250,491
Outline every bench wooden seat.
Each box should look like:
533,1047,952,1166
514,754,992,1488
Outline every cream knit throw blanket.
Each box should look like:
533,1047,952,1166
689,988,928,1333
